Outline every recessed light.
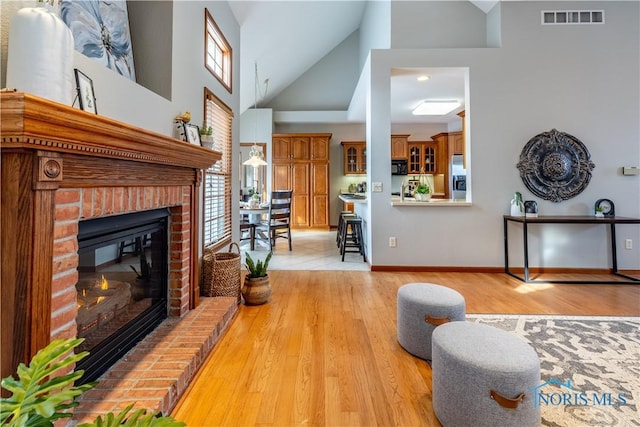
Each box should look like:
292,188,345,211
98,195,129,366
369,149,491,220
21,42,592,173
417,75,431,82
412,100,460,115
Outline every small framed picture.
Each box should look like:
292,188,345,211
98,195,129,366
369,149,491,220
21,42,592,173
74,69,97,114
183,123,201,146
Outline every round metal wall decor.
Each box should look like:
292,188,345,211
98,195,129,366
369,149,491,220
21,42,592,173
516,129,595,202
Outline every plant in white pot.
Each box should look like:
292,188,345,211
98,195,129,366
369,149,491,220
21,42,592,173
510,191,525,216
413,170,432,201
242,252,272,305
199,122,214,148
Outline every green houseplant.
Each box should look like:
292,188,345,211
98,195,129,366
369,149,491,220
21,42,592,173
242,252,272,305
510,191,525,216
0,338,184,427
414,170,432,201
199,121,214,149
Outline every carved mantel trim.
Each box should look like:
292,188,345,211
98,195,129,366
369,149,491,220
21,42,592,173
0,92,221,169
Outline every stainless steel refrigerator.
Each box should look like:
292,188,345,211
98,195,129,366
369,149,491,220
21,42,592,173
451,155,466,200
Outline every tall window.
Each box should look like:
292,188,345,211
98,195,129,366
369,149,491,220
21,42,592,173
203,88,233,251
205,8,232,92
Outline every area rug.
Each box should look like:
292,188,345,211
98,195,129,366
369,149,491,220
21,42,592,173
466,315,640,427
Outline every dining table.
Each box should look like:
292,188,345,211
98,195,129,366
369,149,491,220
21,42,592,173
239,205,269,250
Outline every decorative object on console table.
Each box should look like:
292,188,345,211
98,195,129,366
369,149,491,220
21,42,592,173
517,129,595,202
6,4,75,106
510,191,524,216
595,198,614,217
74,69,97,114
524,200,538,217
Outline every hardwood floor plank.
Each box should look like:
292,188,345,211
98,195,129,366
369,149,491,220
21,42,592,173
171,271,640,426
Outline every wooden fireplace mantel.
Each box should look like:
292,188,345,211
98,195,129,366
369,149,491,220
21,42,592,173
0,92,221,383
1,92,221,169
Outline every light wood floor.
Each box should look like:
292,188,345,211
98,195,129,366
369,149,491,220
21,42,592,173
171,271,640,426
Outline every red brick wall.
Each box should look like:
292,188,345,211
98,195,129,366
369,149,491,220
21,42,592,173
51,186,192,341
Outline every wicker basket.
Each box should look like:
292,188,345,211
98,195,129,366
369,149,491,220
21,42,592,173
202,242,241,303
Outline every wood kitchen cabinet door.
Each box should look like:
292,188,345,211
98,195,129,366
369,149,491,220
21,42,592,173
391,134,409,159
311,163,329,227
272,136,291,161
291,163,310,227
291,137,310,161
311,136,329,161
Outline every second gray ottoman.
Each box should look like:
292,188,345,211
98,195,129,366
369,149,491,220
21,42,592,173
432,322,541,427
397,283,466,360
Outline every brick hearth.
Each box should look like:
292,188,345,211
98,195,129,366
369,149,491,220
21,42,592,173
71,297,237,423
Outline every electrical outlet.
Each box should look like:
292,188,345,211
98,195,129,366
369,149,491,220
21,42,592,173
389,237,397,248
625,239,633,250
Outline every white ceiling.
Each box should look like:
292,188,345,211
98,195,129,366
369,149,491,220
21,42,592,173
229,1,490,124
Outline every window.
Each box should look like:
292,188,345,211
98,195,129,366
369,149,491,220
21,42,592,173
203,88,233,251
205,9,232,92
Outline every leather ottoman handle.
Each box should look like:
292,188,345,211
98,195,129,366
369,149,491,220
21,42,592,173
425,315,450,326
490,390,525,409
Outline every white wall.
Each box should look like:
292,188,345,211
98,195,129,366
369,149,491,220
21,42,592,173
365,1,640,270
358,0,391,70
391,0,487,48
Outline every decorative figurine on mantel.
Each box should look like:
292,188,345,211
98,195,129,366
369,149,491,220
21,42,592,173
174,111,191,123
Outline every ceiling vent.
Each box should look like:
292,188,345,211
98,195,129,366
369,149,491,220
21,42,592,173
542,10,604,25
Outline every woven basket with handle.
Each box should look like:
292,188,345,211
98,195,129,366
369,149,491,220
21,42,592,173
202,242,241,303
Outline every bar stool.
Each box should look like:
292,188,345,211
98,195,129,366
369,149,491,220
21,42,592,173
337,211,356,248
340,216,366,262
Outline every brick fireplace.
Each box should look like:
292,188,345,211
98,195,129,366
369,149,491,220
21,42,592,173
1,93,224,398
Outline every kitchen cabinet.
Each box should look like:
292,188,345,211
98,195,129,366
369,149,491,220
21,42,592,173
408,141,438,174
341,141,366,175
391,134,409,159
449,131,464,155
272,133,331,229
457,110,466,168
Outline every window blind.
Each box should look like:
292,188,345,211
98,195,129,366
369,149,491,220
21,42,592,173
203,88,233,251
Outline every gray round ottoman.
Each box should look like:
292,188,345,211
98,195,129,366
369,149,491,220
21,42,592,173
397,283,466,360
432,322,541,427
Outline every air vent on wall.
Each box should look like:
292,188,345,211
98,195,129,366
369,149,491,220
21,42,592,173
541,10,604,25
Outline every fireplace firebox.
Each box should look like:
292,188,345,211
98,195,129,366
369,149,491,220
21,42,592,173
75,209,169,383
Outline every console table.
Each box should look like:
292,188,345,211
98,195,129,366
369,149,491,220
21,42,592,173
503,215,640,284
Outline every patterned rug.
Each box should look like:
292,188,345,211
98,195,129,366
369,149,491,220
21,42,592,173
466,315,640,427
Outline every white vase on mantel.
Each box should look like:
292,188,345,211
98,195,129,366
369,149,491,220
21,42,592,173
6,2,75,105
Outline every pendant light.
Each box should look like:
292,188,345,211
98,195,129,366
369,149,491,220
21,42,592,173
243,61,268,167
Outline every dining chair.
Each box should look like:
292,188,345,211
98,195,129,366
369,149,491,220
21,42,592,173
239,213,256,250
256,190,292,251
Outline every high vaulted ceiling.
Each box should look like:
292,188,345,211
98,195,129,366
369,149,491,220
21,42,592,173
229,1,495,123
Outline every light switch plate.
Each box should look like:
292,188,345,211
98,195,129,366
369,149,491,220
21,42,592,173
372,182,383,192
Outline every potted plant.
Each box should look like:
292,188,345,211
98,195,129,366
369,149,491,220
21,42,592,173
241,252,272,305
199,121,214,148
414,183,431,201
595,206,604,218
249,192,261,208
510,191,525,216
413,170,431,201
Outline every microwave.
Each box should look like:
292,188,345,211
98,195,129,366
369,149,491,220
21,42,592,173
391,159,408,175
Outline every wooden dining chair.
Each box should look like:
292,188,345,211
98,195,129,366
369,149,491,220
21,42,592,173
256,190,292,251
